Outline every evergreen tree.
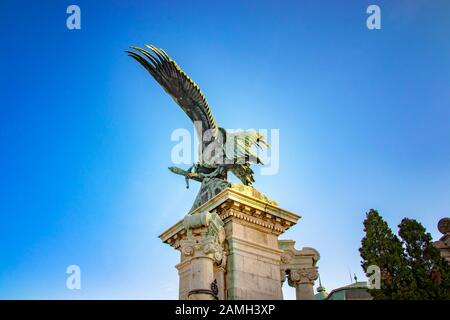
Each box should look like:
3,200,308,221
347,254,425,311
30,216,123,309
359,209,416,299
398,218,450,299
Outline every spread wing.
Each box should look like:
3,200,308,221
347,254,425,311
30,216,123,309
127,45,218,138
225,131,270,164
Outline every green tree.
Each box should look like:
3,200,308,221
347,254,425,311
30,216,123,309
359,209,416,299
398,218,450,299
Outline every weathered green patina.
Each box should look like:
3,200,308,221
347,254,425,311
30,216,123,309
128,45,271,211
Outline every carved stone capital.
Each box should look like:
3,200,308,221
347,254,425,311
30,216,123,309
280,251,294,265
288,267,318,286
180,211,226,266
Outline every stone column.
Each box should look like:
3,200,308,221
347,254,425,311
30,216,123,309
280,269,287,300
179,211,226,300
214,262,227,300
288,267,318,300
279,240,320,300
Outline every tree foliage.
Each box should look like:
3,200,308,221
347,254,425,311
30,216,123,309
398,218,450,299
360,210,450,299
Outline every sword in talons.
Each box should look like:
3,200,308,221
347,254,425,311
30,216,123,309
168,166,202,189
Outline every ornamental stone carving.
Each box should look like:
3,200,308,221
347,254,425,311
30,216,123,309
279,240,320,300
159,187,304,300
288,267,318,286
177,210,226,300
180,210,226,266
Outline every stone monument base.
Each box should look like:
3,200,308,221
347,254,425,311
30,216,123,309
159,184,320,300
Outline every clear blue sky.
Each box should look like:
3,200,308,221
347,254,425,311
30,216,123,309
1,0,449,299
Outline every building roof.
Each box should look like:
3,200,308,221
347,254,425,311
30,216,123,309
314,285,328,300
326,281,372,300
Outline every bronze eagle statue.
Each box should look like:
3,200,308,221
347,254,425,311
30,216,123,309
127,45,269,192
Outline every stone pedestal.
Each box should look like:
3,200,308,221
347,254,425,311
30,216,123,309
159,185,320,300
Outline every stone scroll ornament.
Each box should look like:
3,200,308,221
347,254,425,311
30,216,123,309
288,267,319,286
181,211,226,268
127,45,270,211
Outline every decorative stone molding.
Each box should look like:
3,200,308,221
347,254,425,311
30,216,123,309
189,180,278,214
160,188,300,247
180,210,226,265
288,267,318,286
216,200,298,236
229,183,278,206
